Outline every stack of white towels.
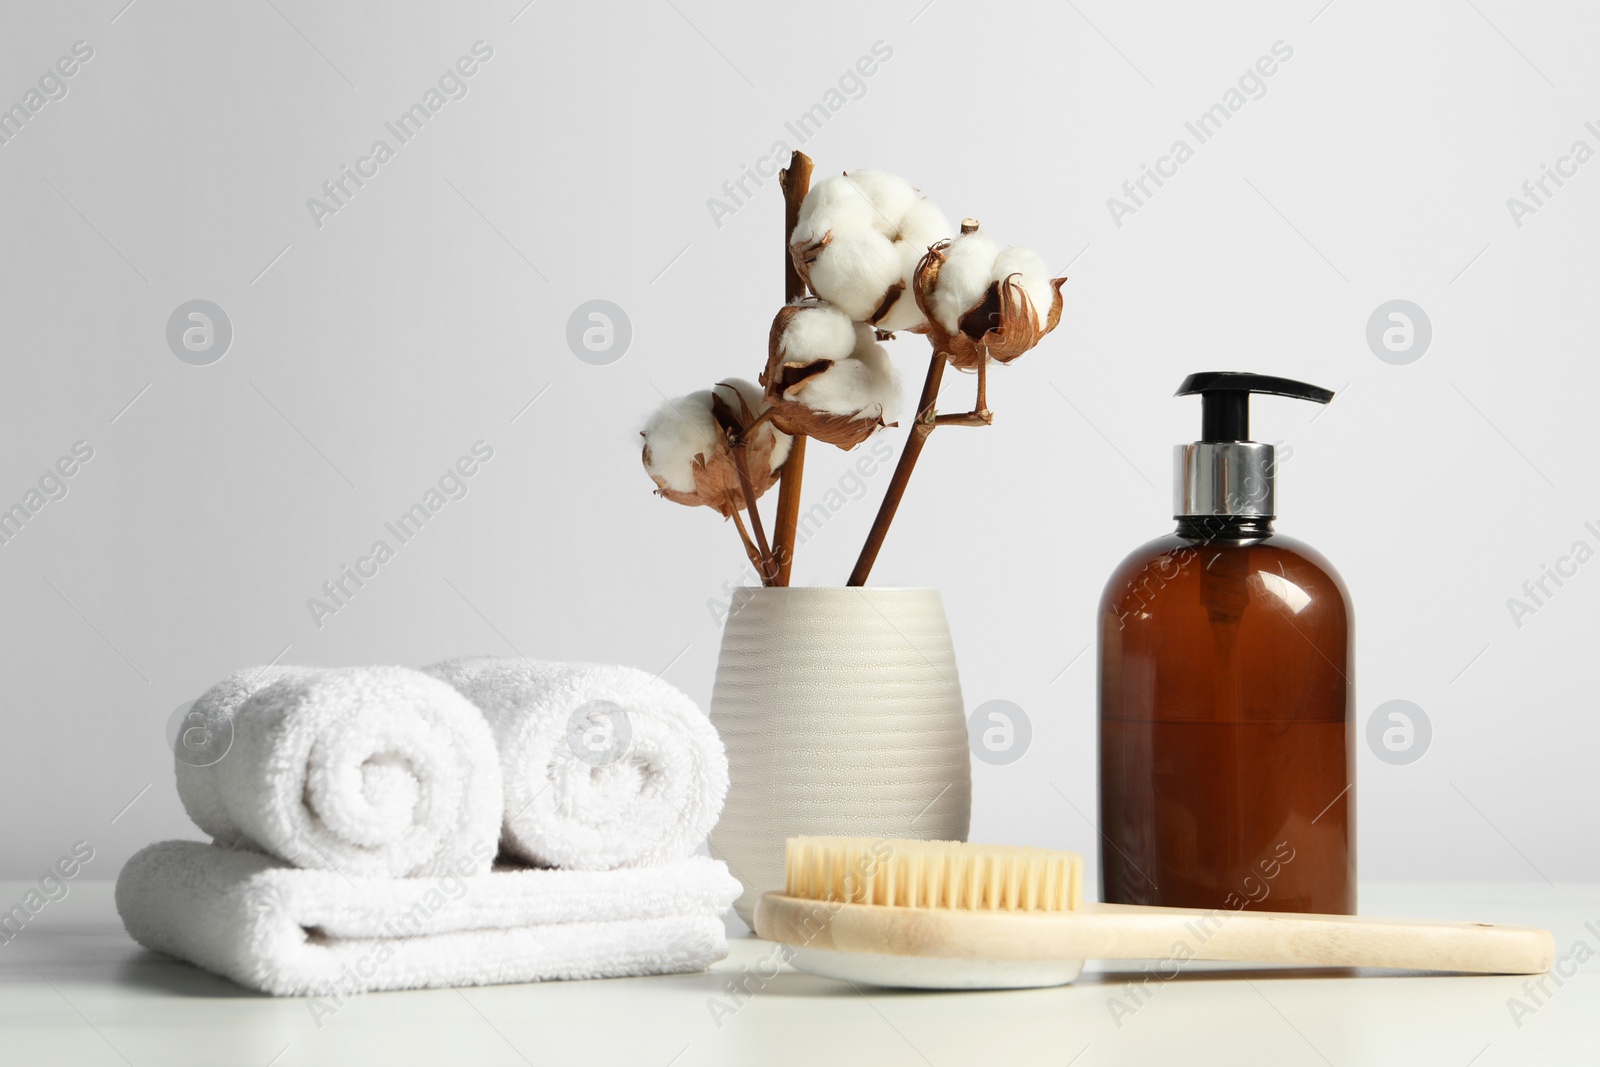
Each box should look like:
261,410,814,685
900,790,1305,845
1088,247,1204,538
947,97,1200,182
116,659,738,996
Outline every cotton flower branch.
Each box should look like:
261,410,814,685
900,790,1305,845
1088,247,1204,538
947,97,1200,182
920,221,1066,371
847,219,1065,586
762,300,900,450
789,170,953,331
639,151,1067,590
641,379,790,583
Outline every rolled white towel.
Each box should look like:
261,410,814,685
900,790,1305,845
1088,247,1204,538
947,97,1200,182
174,664,305,840
175,666,503,878
425,658,728,870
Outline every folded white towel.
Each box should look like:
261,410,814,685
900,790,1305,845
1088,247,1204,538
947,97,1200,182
115,841,739,996
176,666,503,879
425,658,728,870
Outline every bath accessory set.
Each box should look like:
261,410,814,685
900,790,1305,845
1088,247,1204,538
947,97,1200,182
116,150,1547,1010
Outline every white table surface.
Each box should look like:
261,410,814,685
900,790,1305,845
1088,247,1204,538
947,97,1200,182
1,880,1594,1066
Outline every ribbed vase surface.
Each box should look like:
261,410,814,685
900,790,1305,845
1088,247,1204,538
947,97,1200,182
708,587,973,926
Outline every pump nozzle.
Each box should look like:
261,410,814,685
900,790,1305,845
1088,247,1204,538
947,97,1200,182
1174,371,1333,519
1177,372,1335,442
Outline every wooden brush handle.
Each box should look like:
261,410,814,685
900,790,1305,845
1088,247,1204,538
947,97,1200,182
1077,903,1553,974
757,894,1554,976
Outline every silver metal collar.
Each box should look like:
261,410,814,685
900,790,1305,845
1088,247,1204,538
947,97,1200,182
1174,442,1276,518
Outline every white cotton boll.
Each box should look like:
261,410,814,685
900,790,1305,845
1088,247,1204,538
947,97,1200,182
842,170,919,236
875,198,956,332
640,390,717,493
715,378,792,467
769,426,794,470
795,327,901,422
850,321,878,356
778,302,857,366
873,239,931,332
792,197,874,249
851,331,902,424
895,198,953,251
928,231,1001,333
800,175,876,221
712,377,764,417
792,175,876,247
805,229,901,322
991,246,1055,325
873,281,923,333
641,381,789,493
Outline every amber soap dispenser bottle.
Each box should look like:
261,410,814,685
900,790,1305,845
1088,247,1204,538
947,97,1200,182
1098,372,1354,915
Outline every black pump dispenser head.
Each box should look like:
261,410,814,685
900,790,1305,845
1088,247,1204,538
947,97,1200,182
1174,372,1333,520
1179,372,1335,442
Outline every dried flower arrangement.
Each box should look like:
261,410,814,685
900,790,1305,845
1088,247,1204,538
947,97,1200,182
641,151,1065,587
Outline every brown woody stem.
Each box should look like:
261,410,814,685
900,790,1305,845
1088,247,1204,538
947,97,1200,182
770,438,803,583
781,151,813,303
727,506,766,581
771,149,814,587
848,348,951,586
934,410,994,426
732,444,776,584
934,363,994,426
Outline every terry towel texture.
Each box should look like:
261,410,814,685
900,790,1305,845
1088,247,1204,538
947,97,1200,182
175,666,503,878
425,658,728,870
116,841,739,996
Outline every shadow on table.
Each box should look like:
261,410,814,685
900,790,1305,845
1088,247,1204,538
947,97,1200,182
111,950,269,998
1080,965,1431,983
746,964,1464,998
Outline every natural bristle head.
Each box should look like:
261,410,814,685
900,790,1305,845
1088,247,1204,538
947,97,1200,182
784,837,1084,912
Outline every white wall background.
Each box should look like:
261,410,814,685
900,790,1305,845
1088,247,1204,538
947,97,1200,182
0,0,1594,886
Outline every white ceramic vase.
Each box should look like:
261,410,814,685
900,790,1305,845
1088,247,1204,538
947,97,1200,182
709,587,973,927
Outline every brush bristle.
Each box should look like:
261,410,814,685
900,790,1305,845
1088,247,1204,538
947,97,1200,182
783,837,1084,912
